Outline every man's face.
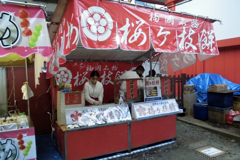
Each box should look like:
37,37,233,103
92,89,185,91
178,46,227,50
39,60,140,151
137,70,144,77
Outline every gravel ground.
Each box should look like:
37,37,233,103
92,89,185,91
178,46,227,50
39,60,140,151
114,120,240,160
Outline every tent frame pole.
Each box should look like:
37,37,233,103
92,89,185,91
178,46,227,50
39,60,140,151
150,50,153,77
25,58,30,117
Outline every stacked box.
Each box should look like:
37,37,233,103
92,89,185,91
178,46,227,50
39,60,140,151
183,92,197,116
208,106,233,124
184,85,195,94
233,96,240,112
207,91,234,108
209,84,227,92
193,102,208,121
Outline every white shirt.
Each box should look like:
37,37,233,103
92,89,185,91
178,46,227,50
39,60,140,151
84,81,104,104
119,70,145,98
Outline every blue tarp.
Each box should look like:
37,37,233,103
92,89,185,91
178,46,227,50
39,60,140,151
186,73,240,102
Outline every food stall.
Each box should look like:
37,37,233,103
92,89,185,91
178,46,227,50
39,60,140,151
47,0,221,159
0,1,52,159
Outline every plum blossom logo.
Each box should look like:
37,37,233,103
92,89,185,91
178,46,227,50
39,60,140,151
136,105,146,116
55,67,72,85
71,111,82,122
81,6,113,41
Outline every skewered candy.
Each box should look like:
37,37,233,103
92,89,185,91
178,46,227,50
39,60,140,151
28,24,43,48
23,141,32,157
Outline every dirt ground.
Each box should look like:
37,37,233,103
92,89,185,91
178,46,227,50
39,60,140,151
114,120,240,160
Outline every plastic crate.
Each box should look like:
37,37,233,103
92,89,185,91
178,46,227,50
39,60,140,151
207,91,233,108
208,106,232,124
194,102,208,121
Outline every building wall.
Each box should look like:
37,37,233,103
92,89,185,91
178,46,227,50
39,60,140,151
168,45,240,84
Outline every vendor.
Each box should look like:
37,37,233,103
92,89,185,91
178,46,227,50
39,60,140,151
146,70,156,77
119,65,145,98
84,71,104,106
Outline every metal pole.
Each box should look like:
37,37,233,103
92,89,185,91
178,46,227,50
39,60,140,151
117,0,221,23
150,50,153,77
25,58,30,117
0,0,47,16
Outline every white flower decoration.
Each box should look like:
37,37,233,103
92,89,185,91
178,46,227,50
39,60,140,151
56,67,72,85
81,6,113,41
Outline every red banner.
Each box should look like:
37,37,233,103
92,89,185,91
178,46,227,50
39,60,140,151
78,0,118,49
149,11,179,53
48,62,141,103
48,0,219,76
50,0,80,71
118,4,150,51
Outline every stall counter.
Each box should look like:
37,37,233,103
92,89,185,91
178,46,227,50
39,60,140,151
55,114,176,160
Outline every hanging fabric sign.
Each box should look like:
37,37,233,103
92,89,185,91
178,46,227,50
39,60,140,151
46,61,141,103
0,4,52,58
48,0,219,75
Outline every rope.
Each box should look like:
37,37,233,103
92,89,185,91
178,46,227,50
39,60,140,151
7,67,17,108
153,53,161,71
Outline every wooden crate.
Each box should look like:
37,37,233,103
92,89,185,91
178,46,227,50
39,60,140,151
57,91,85,125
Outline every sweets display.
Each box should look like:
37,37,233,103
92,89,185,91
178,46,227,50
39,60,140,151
0,115,29,132
66,104,132,130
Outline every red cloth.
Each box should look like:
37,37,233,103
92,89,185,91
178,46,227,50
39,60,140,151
85,97,98,106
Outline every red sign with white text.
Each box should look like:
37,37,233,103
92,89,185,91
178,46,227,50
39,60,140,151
149,11,179,53
47,62,141,103
118,4,150,51
48,0,219,75
78,0,119,49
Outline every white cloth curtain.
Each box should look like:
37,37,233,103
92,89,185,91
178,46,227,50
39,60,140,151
34,54,51,88
0,67,7,115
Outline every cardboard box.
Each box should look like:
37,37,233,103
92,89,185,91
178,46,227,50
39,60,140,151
208,106,232,124
183,92,197,104
233,101,240,112
184,103,194,116
233,96,240,102
184,85,195,94
209,84,227,92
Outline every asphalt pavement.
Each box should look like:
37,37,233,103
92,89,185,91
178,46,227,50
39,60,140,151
115,120,240,160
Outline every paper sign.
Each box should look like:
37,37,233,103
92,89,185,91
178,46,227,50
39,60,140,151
201,148,222,156
144,77,162,102
0,127,36,160
131,99,179,120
